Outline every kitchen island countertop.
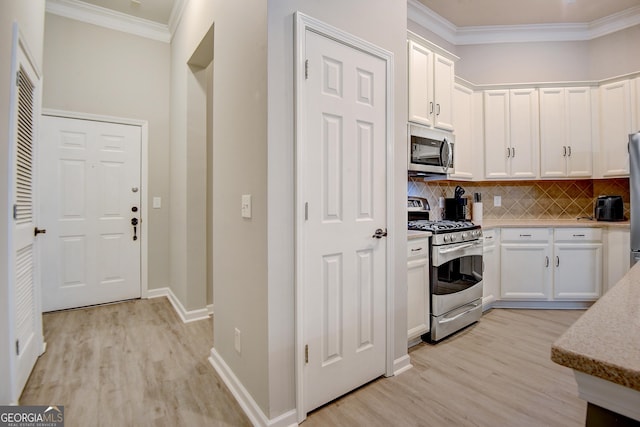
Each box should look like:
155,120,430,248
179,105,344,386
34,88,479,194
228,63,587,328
551,262,640,392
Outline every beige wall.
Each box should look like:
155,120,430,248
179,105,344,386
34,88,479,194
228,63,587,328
452,24,640,85
589,25,640,80
267,0,408,419
171,0,270,414
41,14,171,292
0,0,46,405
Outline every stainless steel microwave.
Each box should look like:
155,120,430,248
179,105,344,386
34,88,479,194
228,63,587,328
408,123,454,175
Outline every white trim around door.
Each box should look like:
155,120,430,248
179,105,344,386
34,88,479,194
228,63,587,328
294,12,395,423
40,109,149,302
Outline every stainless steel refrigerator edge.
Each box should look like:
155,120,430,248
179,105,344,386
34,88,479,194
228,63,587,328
630,132,640,266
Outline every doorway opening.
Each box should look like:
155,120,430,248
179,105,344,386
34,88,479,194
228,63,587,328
186,24,214,314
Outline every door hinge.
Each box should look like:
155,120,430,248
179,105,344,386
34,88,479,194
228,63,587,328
304,202,308,221
305,344,309,364
16,340,19,356
304,59,309,80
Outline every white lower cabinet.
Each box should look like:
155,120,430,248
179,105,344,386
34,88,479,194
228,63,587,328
553,228,602,300
482,229,500,308
499,227,603,302
407,238,430,342
500,228,553,300
604,228,630,294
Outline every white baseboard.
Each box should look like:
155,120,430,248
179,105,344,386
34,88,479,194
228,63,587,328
492,300,593,310
208,348,298,427
482,295,495,311
207,303,214,316
146,287,210,323
393,354,413,376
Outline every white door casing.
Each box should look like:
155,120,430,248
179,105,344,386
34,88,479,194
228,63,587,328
39,115,142,312
295,13,395,421
8,23,45,402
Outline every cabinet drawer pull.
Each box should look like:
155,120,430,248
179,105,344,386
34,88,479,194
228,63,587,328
519,234,532,237
410,248,423,252
573,234,585,237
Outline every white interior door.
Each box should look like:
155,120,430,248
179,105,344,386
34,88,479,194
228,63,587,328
39,116,141,312
9,32,44,400
302,29,387,413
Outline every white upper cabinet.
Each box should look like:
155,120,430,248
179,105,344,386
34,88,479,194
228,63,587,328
540,87,593,178
408,38,455,132
484,88,539,179
598,80,632,177
450,83,475,180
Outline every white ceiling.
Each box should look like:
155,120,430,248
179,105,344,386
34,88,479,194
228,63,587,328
418,0,640,27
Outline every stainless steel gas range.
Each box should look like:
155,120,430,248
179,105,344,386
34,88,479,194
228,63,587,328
408,199,483,342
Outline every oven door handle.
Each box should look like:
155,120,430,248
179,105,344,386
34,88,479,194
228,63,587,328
440,302,481,324
438,242,475,254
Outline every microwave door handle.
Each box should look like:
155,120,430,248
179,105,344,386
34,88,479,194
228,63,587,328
441,139,453,171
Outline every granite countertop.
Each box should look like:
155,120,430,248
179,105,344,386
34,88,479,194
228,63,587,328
551,262,640,392
480,219,630,230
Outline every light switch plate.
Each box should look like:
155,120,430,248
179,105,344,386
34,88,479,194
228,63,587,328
152,197,162,209
494,195,502,207
241,194,252,218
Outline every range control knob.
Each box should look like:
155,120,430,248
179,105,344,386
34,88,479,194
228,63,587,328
450,234,458,242
462,232,468,239
443,235,450,243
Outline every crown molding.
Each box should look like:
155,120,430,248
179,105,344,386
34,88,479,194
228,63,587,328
168,0,188,38
45,0,171,43
408,0,640,45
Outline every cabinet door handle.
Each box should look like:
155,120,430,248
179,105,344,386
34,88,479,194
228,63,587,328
568,146,572,157
429,101,434,115
545,256,549,267
507,147,511,158
556,256,560,267
512,147,515,158
563,146,567,157
436,103,441,116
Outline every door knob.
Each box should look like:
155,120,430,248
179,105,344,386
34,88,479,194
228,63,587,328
372,228,388,239
34,227,47,236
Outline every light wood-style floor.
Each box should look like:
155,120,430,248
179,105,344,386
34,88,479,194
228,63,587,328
305,308,586,427
21,299,585,427
20,297,251,427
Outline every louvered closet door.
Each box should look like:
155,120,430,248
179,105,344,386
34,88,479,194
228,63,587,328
11,47,44,399
39,117,141,312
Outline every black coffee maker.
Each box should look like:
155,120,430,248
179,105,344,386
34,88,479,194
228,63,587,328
444,186,467,221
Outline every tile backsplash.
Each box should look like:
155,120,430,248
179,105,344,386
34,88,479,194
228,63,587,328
408,178,630,221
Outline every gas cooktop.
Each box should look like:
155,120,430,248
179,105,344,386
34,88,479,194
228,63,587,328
408,220,479,233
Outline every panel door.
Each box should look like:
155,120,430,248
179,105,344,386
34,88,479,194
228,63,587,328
500,244,551,300
554,244,602,300
484,90,510,179
39,116,141,312
509,88,539,179
539,87,567,178
303,30,387,413
599,80,631,177
433,54,455,132
408,40,433,126
565,87,593,177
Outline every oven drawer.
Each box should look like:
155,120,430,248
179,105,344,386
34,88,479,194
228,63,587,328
430,299,482,342
408,238,429,258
